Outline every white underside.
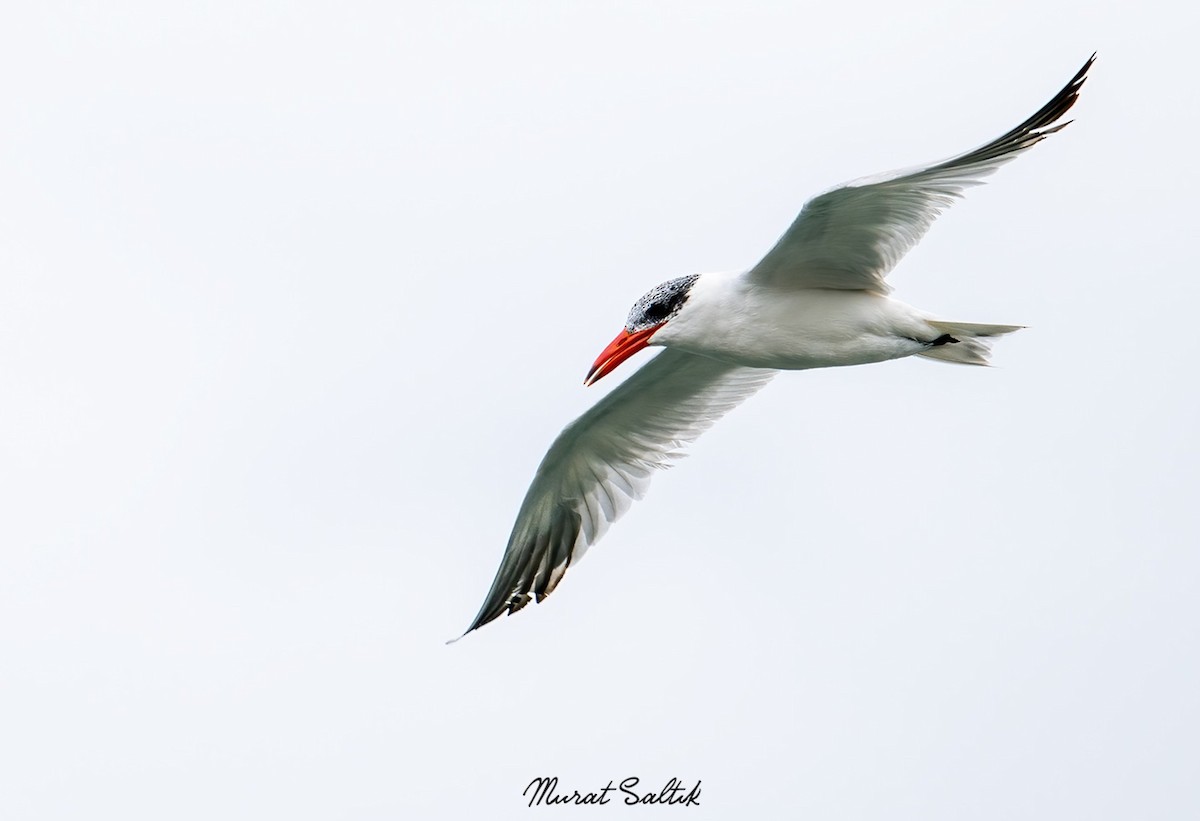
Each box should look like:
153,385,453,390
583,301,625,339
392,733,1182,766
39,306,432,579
652,272,941,370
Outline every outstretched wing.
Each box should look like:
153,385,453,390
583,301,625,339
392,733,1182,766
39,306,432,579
746,55,1094,293
457,349,775,638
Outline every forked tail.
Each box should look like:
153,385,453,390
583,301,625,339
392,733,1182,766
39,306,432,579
917,320,1023,365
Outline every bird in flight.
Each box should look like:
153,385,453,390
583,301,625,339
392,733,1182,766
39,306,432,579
455,55,1094,639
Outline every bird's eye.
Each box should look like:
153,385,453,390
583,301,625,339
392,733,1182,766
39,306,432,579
644,302,667,321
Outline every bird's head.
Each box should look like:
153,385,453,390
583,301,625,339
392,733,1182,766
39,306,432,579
584,274,700,386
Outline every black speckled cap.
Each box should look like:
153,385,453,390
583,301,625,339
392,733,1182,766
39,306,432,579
625,274,699,332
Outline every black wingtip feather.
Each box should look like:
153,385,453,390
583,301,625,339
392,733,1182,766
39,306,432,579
940,53,1095,172
1019,53,1094,135
453,522,570,639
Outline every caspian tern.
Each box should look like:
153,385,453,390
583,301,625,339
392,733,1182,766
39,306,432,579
455,55,1093,639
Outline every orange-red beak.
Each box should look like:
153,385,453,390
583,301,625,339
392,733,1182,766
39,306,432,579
584,325,661,386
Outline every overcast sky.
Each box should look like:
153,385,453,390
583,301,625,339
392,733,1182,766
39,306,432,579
2,2,1197,819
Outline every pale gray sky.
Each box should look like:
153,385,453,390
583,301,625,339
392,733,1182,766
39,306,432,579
1,2,1196,819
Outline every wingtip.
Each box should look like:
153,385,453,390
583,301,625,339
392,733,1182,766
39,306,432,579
445,628,472,645
1072,53,1097,87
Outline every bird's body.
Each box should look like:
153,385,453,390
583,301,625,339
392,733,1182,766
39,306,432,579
453,56,1094,640
656,276,938,370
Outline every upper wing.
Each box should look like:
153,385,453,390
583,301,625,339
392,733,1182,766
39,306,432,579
746,55,1094,293
456,349,775,638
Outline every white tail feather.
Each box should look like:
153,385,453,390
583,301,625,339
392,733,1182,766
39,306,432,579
918,320,1023,365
